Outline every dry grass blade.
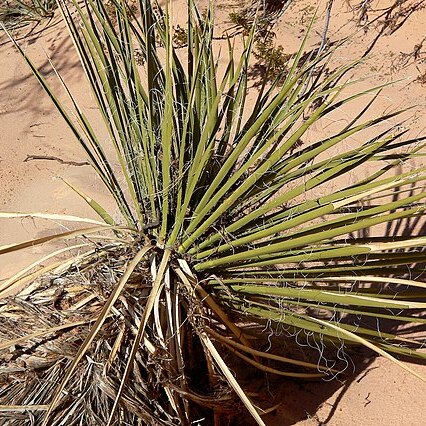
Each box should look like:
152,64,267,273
200,332,267,426
0,247,101,298
0,212,107,226
106,248,171,425
0,319,94,351
0,405,49,412
224,343,325,378
177,260,252,348
0,243,89,295
0,225,132,255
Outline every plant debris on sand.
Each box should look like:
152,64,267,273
1,1,426,425
0,243,237,424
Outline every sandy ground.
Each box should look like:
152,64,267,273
1,1,425,424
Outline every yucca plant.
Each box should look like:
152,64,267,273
1,0,426,424
0,0,56,28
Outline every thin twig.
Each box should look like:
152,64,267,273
24,154,90,166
